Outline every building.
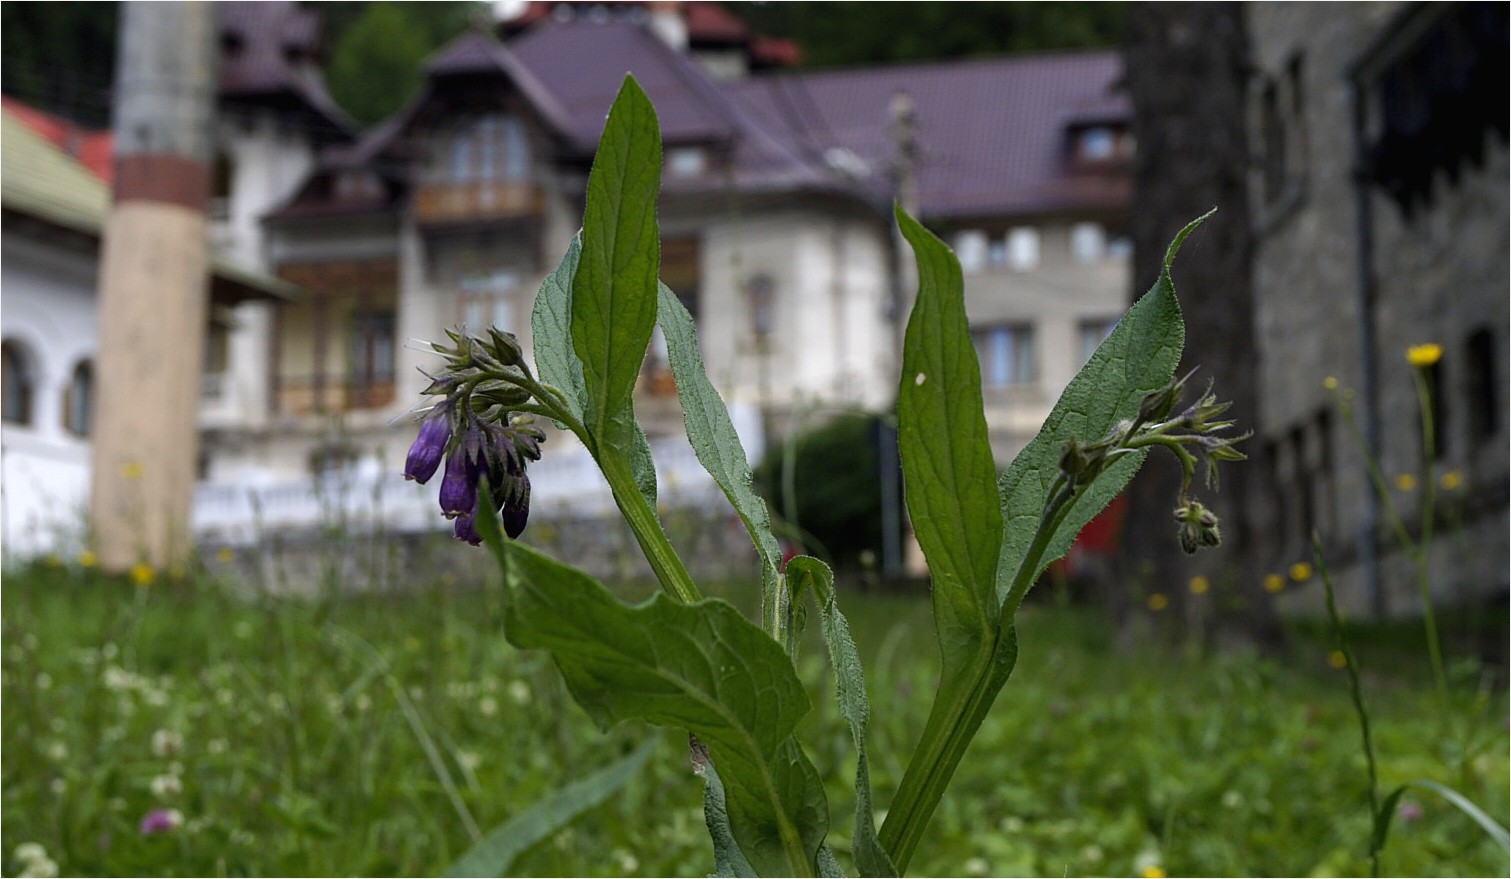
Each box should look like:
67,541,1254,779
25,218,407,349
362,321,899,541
1245,1,1508,615
0,104,298,557
189,2,1135,545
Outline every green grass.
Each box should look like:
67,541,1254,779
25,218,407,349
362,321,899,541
3,558,1506,877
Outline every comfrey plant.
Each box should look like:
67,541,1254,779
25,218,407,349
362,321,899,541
402,77,1245,877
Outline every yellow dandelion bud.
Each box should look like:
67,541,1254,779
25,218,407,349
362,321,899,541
216,547,235,563
1328,650,1348,670
1264,573,1285,593
1188,575,1210,595
120,461,144,479
1406,344,1442,367
1289,562,1313,582
1394,473,1416,492
1439,471,1462,491
1322,376,1339,391
78,550,98,568
130,563,153,588
1147,593,1169,612
1142,867,1167,879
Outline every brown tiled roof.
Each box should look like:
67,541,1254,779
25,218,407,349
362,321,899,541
726,51,1130,219
218,1,354,143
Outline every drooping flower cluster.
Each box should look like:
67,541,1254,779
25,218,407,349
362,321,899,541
404,329,546,545
1057,369,1248,555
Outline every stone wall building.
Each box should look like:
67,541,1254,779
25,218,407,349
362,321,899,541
1245,1,1508,616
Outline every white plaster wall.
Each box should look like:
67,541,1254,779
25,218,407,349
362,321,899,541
0,236,101,557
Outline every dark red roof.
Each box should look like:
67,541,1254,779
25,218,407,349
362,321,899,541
218,1,354,142
726,51,1130,219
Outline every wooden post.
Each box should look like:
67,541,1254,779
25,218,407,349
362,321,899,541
90,1,218,573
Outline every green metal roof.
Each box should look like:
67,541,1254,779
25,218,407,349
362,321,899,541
1,109,301,304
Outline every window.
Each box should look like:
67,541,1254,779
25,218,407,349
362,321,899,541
438,113,530,184
954,230,987,274
1006,227,1039,271
2,340,35,425
1077,126,1117,161
748,274,775,341
1070,222,1106,263
1077,317,1119,365
1466,327,1498,441
667,147,707,178
458,270,520,335
973,324,1036,387
349,310,396,410
1260,79,1287,202
62,360,93,437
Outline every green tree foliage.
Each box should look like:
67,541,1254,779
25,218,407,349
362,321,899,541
324,2,481,128
754,413,898,570
724,1,1124,68
0,2,117,126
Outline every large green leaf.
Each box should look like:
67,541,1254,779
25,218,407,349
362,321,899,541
443,738,657,877
893,206,1003,678
486,532,828,876
994,211,1210,605
693,738,759,878
657,283,783,623
787,556,897,878
572,75,662,454
531,232,588,427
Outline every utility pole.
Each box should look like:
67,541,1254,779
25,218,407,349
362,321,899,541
90,1,218,573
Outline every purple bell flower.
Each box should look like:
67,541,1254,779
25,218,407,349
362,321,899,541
501,473,531,539
453,513,483,546
438,447,478,519
404,408,450,484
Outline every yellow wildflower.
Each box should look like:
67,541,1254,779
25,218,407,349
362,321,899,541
1406,344,1442,367
216,547,235,563
1289,562,1313,582
130,563,153,588
1322,376,1339,391
1188,576,1210,595
1147,593,1169,612
1439,471,1462,491
1394,473,1416,492
120,461,144,479
1264,573,1285,593
1142,867,1168,879
1328,650,1348,670
78,550,98,568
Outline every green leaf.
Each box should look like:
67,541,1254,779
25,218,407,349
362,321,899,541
994,210,1211,604
787,556,897,878
893,206,1003,679
530,231,588,429
693,738,759,878
1381,780,1511,855
497,538,828,876
573,75,662,454
444,738,657,877
658,282,783,625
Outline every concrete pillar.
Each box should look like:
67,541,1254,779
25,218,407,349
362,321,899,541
89,1,218,572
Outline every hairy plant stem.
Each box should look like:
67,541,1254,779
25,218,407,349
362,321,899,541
494,371,702,605
879,479,1076,872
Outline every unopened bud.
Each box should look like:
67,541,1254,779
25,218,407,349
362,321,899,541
1173,499,1222,555
486,329,525,367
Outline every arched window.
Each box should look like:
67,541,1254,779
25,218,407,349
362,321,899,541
62,360,93,437
2,340,35,426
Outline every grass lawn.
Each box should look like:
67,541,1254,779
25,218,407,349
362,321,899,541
3,557,1506,877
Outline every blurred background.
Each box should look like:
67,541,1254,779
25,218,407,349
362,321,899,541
0,3,1506,876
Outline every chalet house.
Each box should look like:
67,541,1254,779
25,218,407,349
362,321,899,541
190,1,1135,543
1245,1,1508,615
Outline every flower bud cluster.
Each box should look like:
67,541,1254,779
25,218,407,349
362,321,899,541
1056,369,1249,555
404,329,546,544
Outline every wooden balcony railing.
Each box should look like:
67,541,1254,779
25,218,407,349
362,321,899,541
413,181,544,226
275,377,395,417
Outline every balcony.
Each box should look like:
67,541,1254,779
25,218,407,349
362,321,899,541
413,181,543,226
275,376,395,417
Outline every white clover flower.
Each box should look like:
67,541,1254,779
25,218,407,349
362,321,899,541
215,688,234,706
151,729,183,758
45,742,67,762
508,680,532,706
149,773,182,798
34,672,52,690
354,694,372,713
49,778,66,795
613,849,639,873
207,738,228,756
479,696,499,717
963,857,990,876
19,856,58,878
14,843,48,864
457,751,482,773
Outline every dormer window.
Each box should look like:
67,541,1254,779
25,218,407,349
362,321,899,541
435,113,530,184
667,146,707,178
